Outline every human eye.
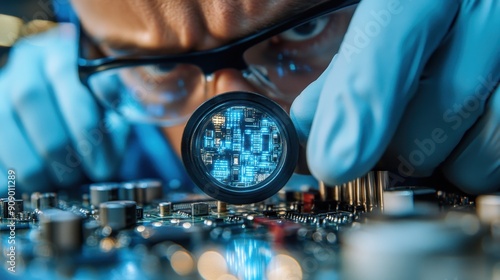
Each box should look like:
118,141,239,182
278,16,330,42
269,8,354,59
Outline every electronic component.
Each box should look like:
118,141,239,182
136,206,144,220
90,183,119,207
119,179,163,206
376,170,389,209
191,202,209,216
39,209,83,254
32,192,58,210
0,176,495,280
99,200,137,230
315,171,387,213
119,181,137,201
216,201,227,213
182,91,299,204
158,202,172,216
0,198,23,219
135,179,163,205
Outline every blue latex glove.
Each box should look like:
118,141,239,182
0,24,130,195
291,0,499,193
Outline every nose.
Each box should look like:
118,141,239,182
208,68,258,96
208,69,292,112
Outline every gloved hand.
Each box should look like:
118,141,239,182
291,0,499,193
0,23,130,195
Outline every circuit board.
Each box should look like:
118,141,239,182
1,173,500,280
200,106,283,188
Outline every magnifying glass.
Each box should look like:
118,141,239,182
182,91,299,204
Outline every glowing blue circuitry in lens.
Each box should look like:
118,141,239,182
199,106,283,188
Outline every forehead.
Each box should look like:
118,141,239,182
71,0,326,54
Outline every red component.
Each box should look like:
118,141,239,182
253,217,301,244
302,192,315,213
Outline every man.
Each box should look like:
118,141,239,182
0,0,498,197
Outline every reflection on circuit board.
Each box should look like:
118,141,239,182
1,174,500,280
200,106,283,188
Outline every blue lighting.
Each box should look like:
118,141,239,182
200,106,283,189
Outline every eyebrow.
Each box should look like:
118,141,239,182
93,0,328,54
95,37,140,54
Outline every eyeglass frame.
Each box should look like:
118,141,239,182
77,0,359,86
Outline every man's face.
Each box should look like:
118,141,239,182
71,0,353,156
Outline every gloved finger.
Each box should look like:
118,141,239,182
291,56,337,146
295,0,459,185
0,85,52,194
380,1,500,183
8,38,85,188
441,85,500,194
45,24,130,181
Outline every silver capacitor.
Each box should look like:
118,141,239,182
99,200,137,230
90,183,119,207
376,171,390,211
342,182,355,205
347,180,356,206
333,185,342,202
119,182,137,201
40,209,83,254
135,179,163,205
365,172,377,211
355,177,365,207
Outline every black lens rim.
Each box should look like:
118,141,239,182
181,91,299,204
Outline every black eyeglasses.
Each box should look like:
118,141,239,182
78,0,359,126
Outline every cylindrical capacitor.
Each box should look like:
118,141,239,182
333,185,342,202
99,200,137,230
343,181,355,205
158,202,172,216
376,171,390,211
217,201,227,213
90,183,119,207
365,172,377,211
355,177,365,207
319,181,336,201
34,192,58,210
476,194,500,224
347,180,356,205
119,182,137,201
135,179,163,205
40,209,83,254
341,183,349,204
